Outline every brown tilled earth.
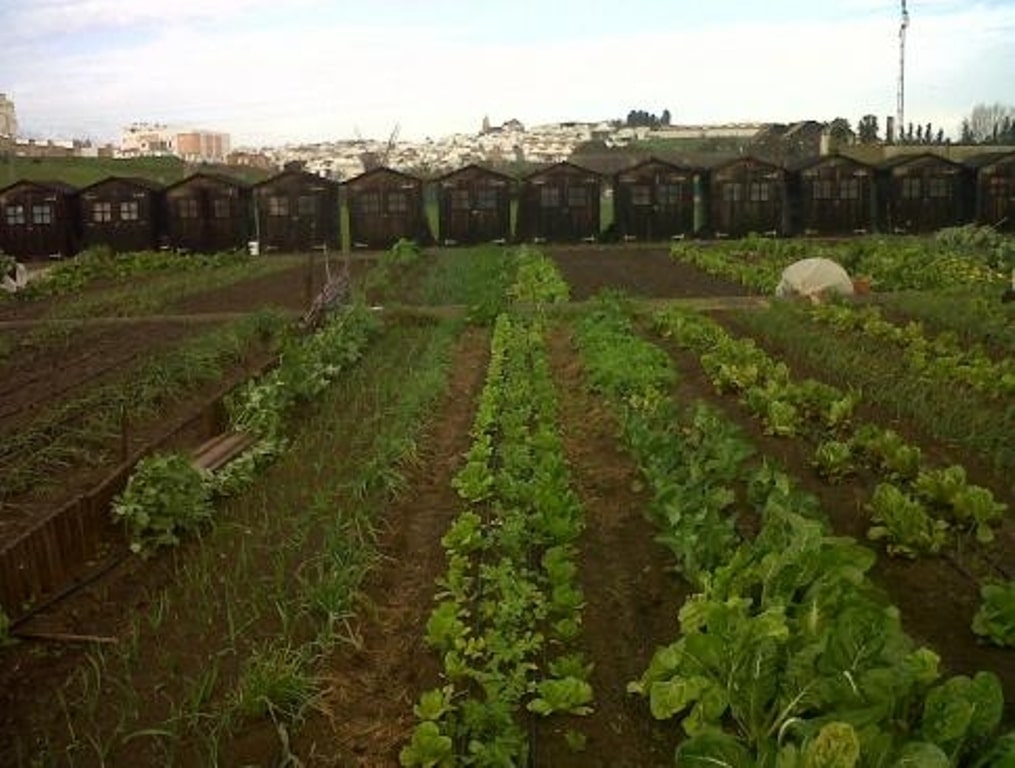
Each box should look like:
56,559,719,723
2,246,1011,767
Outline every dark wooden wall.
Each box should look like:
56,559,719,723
80,178,162,253
164,174,249,253
436,165,513,245
344,168,431,250
254,170,340,252
973,154,1015,233
794,156,875,236
0,181,78,260
517,162,601,243
709,158,786,237
613,159,696,241
879,156,967,234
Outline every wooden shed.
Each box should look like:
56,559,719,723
517,161,602,243
790,155,875,236
79,176,163,253
253,169,340,252
163,173,250,253
708,156,786,237
613,157,697,241
878,153,967,234
0,180,78,260
964,152,1015,233
435,164,513,245
343,167,431,250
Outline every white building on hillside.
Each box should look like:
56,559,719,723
119,123,232,162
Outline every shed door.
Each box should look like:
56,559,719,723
444,186,473,244
469,184,507,243
292,193,323,250
985,176,1011,229
654,177,691,239
561,183,596,241
624,182,655,240
25,197,61,257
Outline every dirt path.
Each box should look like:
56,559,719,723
289,326,490,767
537,326,687,767
548,245,751,301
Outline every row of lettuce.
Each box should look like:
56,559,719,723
401,250,587,765
575,297,1013,766
653,306,1013,648
671,225,1013,293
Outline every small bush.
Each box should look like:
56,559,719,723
112,453,213,554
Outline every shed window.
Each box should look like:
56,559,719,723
812,180,833,200
838,179,860,200
540,186,560,208
901,178,921,199
268,196,289,217
451,189,471,211
749,182,771,202
92,202,113,222
928,177,950,198
722,183,742,202
177,198,199,219
120,201,140,221
297,195,317,216
631,185,652,206
357,192,381,214
387,192,408,213
657,183,683,205
213,198,231,219
476,189,498,211
32,204,54,225
5,205,25,225
568,187,589,208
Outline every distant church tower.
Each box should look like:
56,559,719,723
481,115,491,134
0,93,18,139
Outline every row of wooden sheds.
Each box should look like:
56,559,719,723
2,152,1013,259
0,170,341,260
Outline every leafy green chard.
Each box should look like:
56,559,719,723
813,440,856,483
972,582,1015,647
920,672,1004,763
866,483,948,558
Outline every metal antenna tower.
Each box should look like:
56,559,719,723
897,0,910,133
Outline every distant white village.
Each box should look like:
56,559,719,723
251,118,764,179
1,91,766,177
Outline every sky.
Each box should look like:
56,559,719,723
1,0,1013,147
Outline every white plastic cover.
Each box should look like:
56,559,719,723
775,257,854,301
1,262,28,293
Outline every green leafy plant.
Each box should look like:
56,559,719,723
813,440,855,482
920,672,1004,762
972,582,1015,647
111,452,213,554
951,486,1007,544
866,483,948,558
526,677,593,716
399,721,453,767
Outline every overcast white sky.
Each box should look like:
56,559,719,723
1,0,1012,146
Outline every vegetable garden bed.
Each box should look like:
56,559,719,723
1,241,1013,766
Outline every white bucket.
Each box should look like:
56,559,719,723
248,240,260,256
